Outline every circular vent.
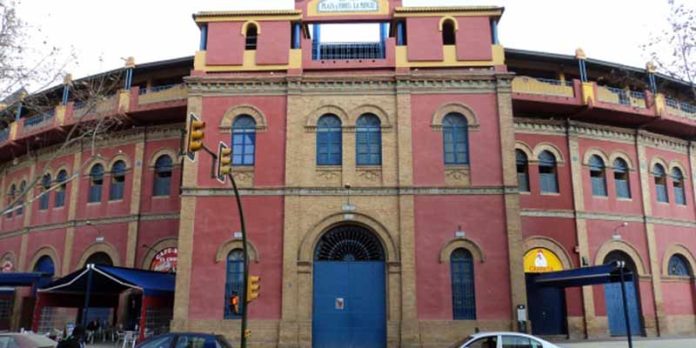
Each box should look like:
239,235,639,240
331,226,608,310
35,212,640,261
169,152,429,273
314,225,385,261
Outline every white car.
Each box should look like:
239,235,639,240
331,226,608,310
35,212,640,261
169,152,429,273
457,332,563,348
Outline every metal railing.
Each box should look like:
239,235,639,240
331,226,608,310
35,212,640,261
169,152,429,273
139,83,182,95
312,41,385,60
0,128,8,143
511,76,575,97
604,87,631,106
666,98,696,118
24,110,55,129
536,78,574,87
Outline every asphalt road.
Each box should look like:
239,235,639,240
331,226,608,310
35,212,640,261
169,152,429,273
558,337,696,348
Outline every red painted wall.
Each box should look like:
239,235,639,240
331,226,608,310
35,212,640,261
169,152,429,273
70,223,129,269
256,21,291,65
662,281,696,315
24,228,65,274
135,219,179,270
411,94,502,186
206,22,245,66
188,196,283,320
456,17,492,61
645,148,694,221
31,155,74,227
406,17,443,61
140,140,181,214
415,195,510,320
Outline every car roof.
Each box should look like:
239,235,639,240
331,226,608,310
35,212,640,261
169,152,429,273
467,332,550,341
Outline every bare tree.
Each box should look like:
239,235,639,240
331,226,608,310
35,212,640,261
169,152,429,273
643,0,695,98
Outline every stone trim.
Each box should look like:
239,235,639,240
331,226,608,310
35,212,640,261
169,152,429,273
438,238,485,263
142,238,179,270
350,104,393,128
219,104,268,131
514,142,534,159
148,149,180,168
215,239,260,263
27,246,60,275
76,241,121,269
106,154,133,173
582,148,610,167
661,244,696,277
667,160,688,177
304,105,350,128
609,151,636,170
593,239,648,276
532,142,566,164
181,186,511,197
522,236,574,270
649,157,669,174
431,102,480,131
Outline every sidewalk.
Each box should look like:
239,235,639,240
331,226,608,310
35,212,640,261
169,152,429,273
557,337,696,348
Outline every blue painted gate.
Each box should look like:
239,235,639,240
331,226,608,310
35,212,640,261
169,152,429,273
313,261,386,348
526,274,567,335
605,281,642,336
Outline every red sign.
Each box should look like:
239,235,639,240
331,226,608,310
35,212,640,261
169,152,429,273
150,247,177,272
1,260,13,273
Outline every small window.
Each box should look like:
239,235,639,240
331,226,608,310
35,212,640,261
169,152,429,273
356,114,382,166
501,335,536,348
516,150,529,192
442,19,456,45
465,335,497,348
668,254,692,276
88,164,104,203
39,174,51,210
7,184,16,218
538,151,559,193
55,170,68,208
224,249,245,319
613,158,631,199
451,248,476,320
589,155,607,197
245,24,258,50
672,168,686,205
443,113,469,165
109,160,127,201
316,115,342,166
17,181,26,215
153,155,173,197
232,116,256,166
653,164,668,203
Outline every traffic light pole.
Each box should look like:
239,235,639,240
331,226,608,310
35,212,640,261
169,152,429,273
228,172,250,348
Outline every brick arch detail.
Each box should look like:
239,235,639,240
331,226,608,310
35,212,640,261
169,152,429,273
304,105,351,128
350,104,392,128
439,238,485,263
215,239,260,264
220,104,268,130
431,102,480,130
662,244,696,277
593,239,648,276
522,236,574,270
142,238,179,270
77,242,121,270
28,245,60,275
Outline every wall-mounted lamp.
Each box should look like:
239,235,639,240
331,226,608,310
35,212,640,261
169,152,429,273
86,220,104,243
342,183,356,212
455,225,466,239
612,222,628,241
581,256,589,267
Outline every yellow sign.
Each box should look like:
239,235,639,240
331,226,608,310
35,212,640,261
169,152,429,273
524,248,563,273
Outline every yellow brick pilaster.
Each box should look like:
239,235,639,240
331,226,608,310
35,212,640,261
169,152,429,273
22,162,36,229
0,168,6,232
125,140,145,267
62,151,82,274
496,77,527,331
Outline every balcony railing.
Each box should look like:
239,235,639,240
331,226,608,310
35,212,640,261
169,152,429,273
312,41,385,60
73,95,118,118
511,76,574,97
24,110,55,130
138,83,187,105
0,128,8,143
597,86,646,108
666,98,696,119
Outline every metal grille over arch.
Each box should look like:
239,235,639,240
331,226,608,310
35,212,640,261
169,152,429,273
314,225,385,261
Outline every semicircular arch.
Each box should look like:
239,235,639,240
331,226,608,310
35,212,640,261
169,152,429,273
220,104,268,130
431,102,479,129
439,238,485,263
28,246,60,275
583,148,610,166
305,105,350,128
594,239,648,276
141,238,179,270
533,142,565,164
608,151,635,170
662,244,696,277
350,104,392,128
523,236,574,270
215,239,260,263
77,242,121,270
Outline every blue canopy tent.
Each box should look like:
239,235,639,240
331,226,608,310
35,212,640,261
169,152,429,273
34,264,175,339
531,261,636,348
0,272,53,288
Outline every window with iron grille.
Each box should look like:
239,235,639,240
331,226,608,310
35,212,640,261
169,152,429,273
589,155,607,197
356,114,381,166
17,181,26,215
443,113,469,165
316,115,342,165
232,116,256,166
88,164,104,203
245,24,258,50
668,254,691,276
153,155,173,197
39,174,51,210
451,248,476,320
613,159,631,199
672,168,686,205
538,151,558,193
224,249,244,319
109,160,126,201
55,170,68,207
516,150,529,192
653,164,668,203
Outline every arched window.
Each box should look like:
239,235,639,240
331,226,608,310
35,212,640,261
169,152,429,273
613,158,631,199
153,155,173,197
356,114,382,166
88,164,104,203
232,115,256,166
672,168,686,205
109,160,126,201
85,252,113,266
653,164,668,203
538,151,559,193
516,150,529,192
442,19,456,45
245,24,258,50
316,114,342,165
224,249,245,319
33,255,55,276
55,170,68,208
443,113,469,165
7,184,16,218
451,248,476,320
668,254,692,276
589,155,607,197
39,174,51,210
17,181,26,215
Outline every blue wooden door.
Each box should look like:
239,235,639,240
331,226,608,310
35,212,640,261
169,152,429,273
605,281,642,336
526,274,567,335
313,262,386,348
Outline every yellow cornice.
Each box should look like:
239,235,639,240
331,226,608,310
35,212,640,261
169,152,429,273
394,6,503,18
194,10,302,23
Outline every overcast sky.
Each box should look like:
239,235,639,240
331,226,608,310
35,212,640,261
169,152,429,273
16,0,672,85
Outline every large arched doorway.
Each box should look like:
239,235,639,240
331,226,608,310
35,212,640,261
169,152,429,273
84,252,113,266
604,251,644,336
312,224,386,348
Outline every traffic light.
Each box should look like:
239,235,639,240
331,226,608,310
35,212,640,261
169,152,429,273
216,142,232,182
247,275,260,303
186,113,206,160
229,294,240,314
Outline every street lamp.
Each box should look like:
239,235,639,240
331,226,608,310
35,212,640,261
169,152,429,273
612,222,628,241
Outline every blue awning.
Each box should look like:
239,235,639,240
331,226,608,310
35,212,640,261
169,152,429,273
0,272,52,287
534,262,634,288
39,264,175,296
